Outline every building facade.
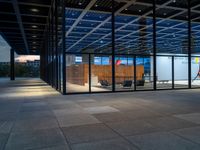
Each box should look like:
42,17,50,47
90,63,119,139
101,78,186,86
40,0,200,94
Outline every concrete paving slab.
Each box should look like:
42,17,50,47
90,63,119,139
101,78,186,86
71,138,139,150
127,132,200,150
62,123,120,144
5,129,67,150
84,106,119,114
173,126,200,145
57,114,100,127
174,113,200,124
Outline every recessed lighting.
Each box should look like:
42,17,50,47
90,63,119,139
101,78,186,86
33,47,36,49
32,35,37,38
32,42,36,44
163,13,167,16
32,25,38,28
139,9,142,12
173,0,176,3
125,8,128,11
95,4,98,7
78,2,82,5
31,8,39,12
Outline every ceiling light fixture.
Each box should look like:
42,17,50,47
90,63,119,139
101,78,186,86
78,2,82,5
31,8,39,12
139,9,142,12
32,35,37,38
32,25,38,28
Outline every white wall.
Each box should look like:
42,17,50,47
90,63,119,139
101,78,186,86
152,56,200,81
156,56,172,80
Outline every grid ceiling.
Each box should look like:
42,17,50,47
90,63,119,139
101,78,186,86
65,0,200,54
0,0,51,55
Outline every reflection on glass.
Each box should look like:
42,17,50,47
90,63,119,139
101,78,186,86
115,56,134,91
174,56,188,88
66,54,89,93
156,56,172,89
136,56,153,90
191,57,200,87
91,55,112,92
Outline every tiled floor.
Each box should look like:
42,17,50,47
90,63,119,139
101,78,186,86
0,78,200,150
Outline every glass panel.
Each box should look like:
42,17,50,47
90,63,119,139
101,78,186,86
156,56,172,89
191,56,200,87
91,55,112,92
115,55,134,91
191,0,200,88
156,0,188,55
66,54,89,93
174,56,188,88
65,0,112,54
115,0,153,55
136,56,153,90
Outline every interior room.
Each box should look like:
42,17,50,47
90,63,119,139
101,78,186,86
63,0,200,93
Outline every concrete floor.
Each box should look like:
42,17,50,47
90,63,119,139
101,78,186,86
0,78,200,150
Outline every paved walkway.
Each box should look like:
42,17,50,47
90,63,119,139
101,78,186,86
0,78,200,150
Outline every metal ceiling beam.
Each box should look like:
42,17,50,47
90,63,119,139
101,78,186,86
12,0,29,54
65,0,97,37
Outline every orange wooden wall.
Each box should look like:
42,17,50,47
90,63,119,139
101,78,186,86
66,64,144,85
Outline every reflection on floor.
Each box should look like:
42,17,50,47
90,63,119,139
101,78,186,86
1,78,200,150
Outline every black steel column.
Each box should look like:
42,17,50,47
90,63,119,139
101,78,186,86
10,48,15,80
111,0,115,92
153,0,157,90
55,0,59,90
89,54,91,93
62,0,66,94
188,0,192,88
172,56,174,89
134,55,136,91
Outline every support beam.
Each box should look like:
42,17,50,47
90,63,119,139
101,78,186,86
10,48,15,81
12,0,29,54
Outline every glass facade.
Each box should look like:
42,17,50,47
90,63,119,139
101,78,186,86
42,0,200,94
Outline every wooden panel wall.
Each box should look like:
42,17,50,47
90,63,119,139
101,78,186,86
66,64,144,85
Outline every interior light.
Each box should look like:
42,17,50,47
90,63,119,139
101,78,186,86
163,13,167,16
95,4,98,7
125,8,128,11
32,25,38,28
78,2,82,5
32,35,37,38
32,42,36,44
139,9,142,12
173,0,176,3
31,8,39,12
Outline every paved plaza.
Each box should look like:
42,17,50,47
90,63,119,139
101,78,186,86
0,78,200,150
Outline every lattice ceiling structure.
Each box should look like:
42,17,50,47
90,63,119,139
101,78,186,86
65,0,200,54
1,0,200,55
0,0,52,55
